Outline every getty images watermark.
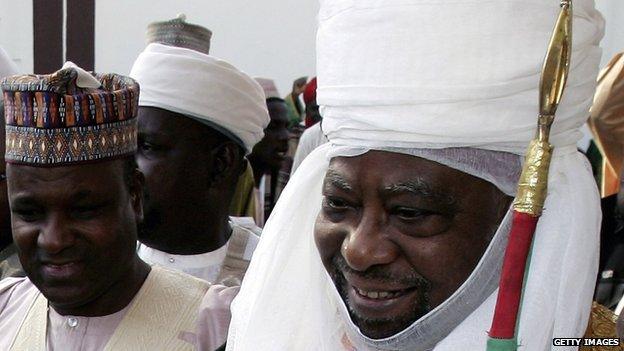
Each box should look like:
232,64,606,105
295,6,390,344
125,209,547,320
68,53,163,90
553,338,621,347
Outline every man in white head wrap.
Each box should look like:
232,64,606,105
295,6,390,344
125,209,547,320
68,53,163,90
226,1,608,350
129,43,269,285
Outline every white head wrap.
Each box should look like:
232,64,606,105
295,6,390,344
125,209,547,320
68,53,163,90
130,43,269,153
227,1,604,350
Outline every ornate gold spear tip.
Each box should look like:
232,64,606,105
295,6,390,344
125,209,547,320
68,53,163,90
513,0,573,216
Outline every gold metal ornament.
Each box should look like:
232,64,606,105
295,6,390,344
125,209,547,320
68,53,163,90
513,0,573,216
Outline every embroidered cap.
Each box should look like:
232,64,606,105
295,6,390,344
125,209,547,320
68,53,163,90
146,14,212,54
2,63,139,166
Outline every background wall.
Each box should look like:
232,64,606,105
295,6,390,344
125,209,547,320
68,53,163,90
597,0,624,67
0,0,33,74
94,0,320,98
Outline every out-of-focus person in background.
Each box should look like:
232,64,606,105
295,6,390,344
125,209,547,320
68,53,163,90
249,78,291,226
590,52,624,311
292,77,328,173
303,77,321,128
284,76,307,129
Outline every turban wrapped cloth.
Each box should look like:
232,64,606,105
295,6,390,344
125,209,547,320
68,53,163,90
130,43,269,154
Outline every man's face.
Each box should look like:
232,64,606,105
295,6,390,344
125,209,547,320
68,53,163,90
136,107,216,247
7,159,142,309
293,77,308,95
251,100,290,170
315,151,510,339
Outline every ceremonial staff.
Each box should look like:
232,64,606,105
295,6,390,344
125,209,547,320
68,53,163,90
487,1,572,350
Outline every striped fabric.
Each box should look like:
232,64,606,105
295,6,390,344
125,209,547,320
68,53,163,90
2,68,139,165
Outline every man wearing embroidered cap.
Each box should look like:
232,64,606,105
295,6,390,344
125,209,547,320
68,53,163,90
227,1,610,350
0,64,235,350
130,43,269,285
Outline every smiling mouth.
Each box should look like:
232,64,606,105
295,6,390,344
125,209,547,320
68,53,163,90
354,287,416,300
40,261,84,279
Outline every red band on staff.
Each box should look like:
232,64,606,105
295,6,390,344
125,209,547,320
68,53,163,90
488,211,539,339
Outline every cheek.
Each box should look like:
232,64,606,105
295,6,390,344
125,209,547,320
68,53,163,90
11,223,39,265
400,221,493,303
314,214,347,266
138,159,174,201
85,216,137,262
0,189,10,240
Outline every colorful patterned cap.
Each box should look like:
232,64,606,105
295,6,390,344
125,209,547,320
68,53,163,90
146,14,212,54
2,64,139,166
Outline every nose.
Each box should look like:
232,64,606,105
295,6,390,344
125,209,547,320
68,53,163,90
276,129,290,142
37,213,75,255
341,214,399,272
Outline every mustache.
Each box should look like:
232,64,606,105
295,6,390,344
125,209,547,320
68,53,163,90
36,248,86,263
331,254,431,289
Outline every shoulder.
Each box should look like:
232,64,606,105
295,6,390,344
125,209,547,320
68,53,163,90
583,302,624,350
149,266,210,295
229,216,262,238
229,217,261,258
0,277,36,309
0,277,38,321
196,284,241,351
299,123,322,145
0,278,38,350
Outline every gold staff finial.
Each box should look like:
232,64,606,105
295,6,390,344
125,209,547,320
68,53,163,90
514,1,573,216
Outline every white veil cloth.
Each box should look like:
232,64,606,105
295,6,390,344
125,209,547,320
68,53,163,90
227,1,604,350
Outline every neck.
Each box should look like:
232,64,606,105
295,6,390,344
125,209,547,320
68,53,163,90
142,216,232,255
248,156,271,185
51,257,150,317
0,237,11,252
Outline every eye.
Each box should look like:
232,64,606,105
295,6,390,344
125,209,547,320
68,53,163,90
12,208,44,222
138,141,157,152
392,206,432,221
324,196,350,210
70,204,105,220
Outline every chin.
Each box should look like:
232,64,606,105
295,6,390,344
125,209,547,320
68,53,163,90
356,321,408,340
40,284,95,309
346,298,425,340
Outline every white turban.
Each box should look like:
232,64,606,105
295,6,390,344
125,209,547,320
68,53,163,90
228,1,604,350
130,43,269,153
318,0,603,155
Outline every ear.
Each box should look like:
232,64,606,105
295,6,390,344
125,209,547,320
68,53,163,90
130,168,145,223
208,141,244,188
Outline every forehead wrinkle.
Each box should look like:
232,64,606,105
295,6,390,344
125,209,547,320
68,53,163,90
324,169,354,192
384,178,457,206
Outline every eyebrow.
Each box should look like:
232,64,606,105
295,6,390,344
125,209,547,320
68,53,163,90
324,169,354,192
384,179,457,206
70,190,96,202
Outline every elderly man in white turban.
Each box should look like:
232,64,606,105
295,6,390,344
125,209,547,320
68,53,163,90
129,43,268,286
226,1,611,350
